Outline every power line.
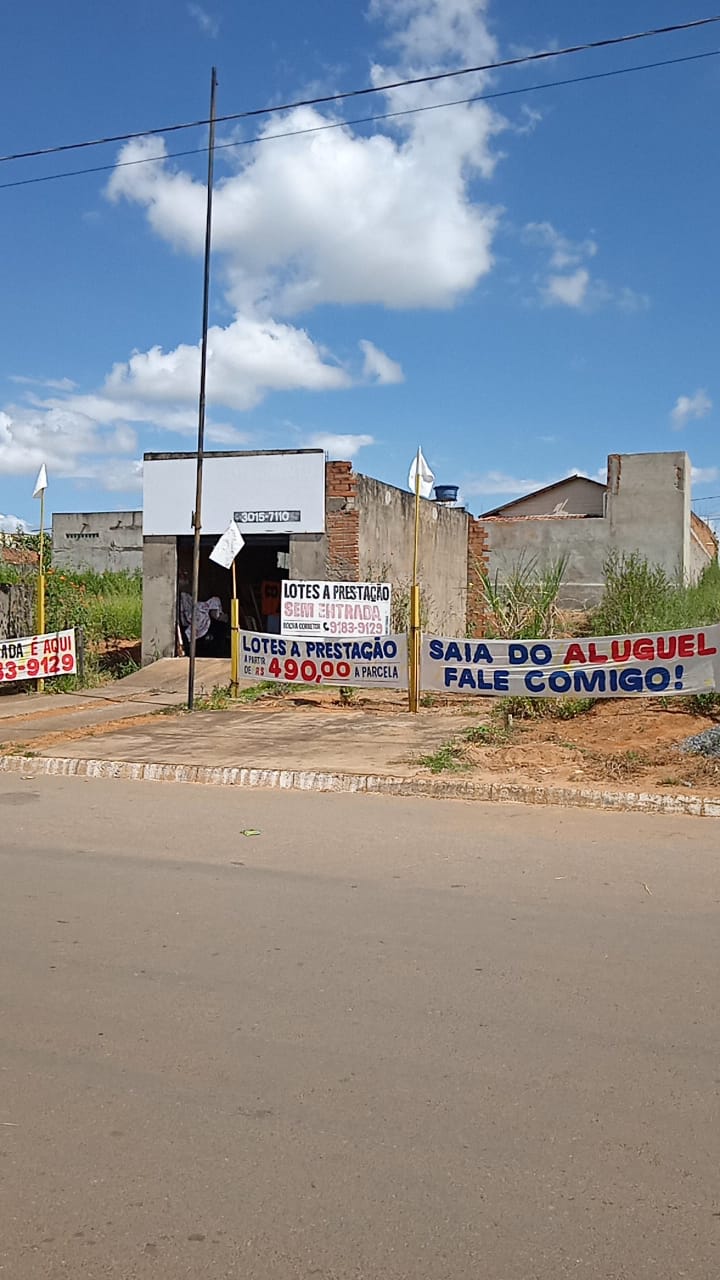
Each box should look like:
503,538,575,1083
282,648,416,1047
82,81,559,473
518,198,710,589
1,14,719,167
1,47,718,193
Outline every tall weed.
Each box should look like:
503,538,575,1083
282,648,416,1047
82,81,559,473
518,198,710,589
474,554,568,640
593,553,720,635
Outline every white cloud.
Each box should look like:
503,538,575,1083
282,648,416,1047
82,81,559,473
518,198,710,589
359,339,404,385
691,465,719,485
98,317,352,411
0,2,509,492
463,470,543,497
9,375,77,391
524,222,597,270
512,105,543,136
107,0,505,317
543,267,590,309
0,404,140,495
525,220,648,312
369,0,497,65
615,286,650,314
671,389,712,429
0,513,31,533
187,3,218,37
306,433,374,459
464,465,607,500
205,423,252,447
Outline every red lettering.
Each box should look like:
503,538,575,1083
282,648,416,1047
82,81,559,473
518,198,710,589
678,633,695,658
611,640,631,663
30,639,39,656
587,642,609,664
563,643,586,665
698,631,718,657
633,638,655,661
657,636,677,660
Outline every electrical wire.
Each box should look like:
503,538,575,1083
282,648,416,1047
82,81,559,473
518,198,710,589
1,47,718,193
1,14,719,166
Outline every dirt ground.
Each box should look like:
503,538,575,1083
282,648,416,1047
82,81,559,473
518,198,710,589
451,699,720,796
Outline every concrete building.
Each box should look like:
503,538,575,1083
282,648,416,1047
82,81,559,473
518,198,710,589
478,451,717,608
141,450,484,664
52,511,143,573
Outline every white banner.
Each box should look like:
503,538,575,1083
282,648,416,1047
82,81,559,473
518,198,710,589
240,630,407,688
0,628,77,683
281,580,392,638
422,626,720,698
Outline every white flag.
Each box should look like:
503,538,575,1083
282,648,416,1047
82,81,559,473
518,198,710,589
408,448,435,499
209,520,245,569
32,464,48,498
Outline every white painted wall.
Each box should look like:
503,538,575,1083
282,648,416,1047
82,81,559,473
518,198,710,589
143,450,326,536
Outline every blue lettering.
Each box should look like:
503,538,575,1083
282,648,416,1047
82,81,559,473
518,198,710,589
524,670,545,693
619,667,643,693
531,644,553,665
645,666,670,692
429,639,444,661
549,670,572,693
574,669,606,694
509,644,528,665
443,667,458,688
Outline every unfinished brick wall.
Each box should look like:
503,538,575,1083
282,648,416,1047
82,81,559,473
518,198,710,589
325,460,360,581
466,518,490,636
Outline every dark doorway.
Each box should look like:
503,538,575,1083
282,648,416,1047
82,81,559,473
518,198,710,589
176,535,289,656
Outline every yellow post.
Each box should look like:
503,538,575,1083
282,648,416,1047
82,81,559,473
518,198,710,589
37,487,46,693
409,456,422,713
230,558,239,697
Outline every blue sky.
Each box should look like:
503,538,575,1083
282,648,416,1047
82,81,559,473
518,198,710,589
1,0,718,530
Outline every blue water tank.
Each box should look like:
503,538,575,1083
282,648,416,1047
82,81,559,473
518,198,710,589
434,485,459,504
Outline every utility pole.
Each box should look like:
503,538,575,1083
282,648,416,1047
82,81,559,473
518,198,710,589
188,66,218,711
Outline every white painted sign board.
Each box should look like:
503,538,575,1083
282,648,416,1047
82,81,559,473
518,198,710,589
281,580,392,638
143,451,326,536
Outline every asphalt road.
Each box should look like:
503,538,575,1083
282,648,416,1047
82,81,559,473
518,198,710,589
1,776,718,1279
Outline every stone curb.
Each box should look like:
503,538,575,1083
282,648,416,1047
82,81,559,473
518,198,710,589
1,752,719,817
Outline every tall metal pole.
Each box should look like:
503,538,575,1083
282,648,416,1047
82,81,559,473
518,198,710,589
409,450,422,713
188,66,218,711
37,487,46,693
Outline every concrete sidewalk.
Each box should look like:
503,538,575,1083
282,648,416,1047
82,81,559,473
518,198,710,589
0,658,235,747
30,704,475,776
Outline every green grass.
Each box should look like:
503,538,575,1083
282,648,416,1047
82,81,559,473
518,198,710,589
492,696,596,723
464,722,514,746
84,591,142,642
592,554,720,635
682,691,720,717
419,741,468,773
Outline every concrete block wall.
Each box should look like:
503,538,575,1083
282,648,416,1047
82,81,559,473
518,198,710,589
479,516,610,609
356,474,469,633
606,452,691,581
481,451,713,609
52,511,143,573
141,537,177,664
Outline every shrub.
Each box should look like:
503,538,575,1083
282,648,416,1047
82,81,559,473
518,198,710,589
473,554,568,640
593,554,720,635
